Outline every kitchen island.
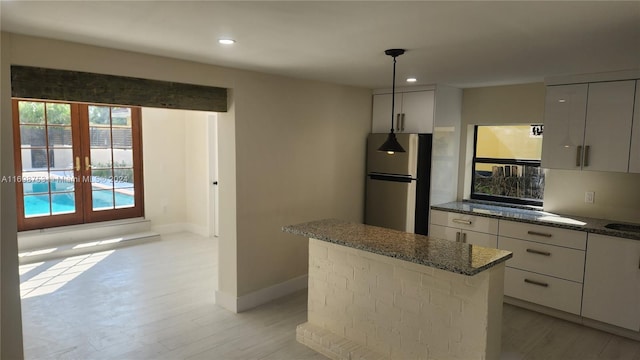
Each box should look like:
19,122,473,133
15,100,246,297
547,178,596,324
283,219,512,360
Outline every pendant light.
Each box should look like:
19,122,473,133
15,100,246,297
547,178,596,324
378,48,406,154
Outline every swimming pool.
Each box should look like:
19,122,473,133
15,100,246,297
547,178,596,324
23,177,135,217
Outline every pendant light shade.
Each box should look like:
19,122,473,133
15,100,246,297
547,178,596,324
379,132,405,154
377,48,406,154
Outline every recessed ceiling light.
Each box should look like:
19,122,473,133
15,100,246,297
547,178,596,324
406,77,417,83
218,39,236,45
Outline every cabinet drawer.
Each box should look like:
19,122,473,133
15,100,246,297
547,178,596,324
498,236,585,282
499,220,587,250
430,210,498,234
505,267,583,315
429,224,498,248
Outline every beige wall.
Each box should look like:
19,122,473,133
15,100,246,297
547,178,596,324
1,32,24,360
233,72,370,295
1,31,371,352
459,82,640,223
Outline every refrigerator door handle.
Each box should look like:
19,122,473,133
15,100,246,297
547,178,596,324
368,173,414,183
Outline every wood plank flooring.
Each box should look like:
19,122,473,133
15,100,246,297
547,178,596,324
20,232,640,359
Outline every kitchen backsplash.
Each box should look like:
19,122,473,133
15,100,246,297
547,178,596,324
544,169,640,224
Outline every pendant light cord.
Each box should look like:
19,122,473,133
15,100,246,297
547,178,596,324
390,55,397,133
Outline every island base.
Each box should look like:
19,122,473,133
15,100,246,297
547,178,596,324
299,238,505,360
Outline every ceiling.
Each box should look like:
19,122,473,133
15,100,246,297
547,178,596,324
1,1,639,89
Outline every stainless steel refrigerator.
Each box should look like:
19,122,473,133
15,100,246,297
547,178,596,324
365,133,432,235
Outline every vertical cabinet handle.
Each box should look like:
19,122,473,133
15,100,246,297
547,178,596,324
576,145,582,167
75,157,81,172
401,113,406,131
396,114,401,131
462,232,467,243
455,232,460,242
584,145,590,167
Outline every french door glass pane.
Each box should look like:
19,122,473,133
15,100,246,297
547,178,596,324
115,189,134,208
89,106,110,126
50,170,76,192
47,126,72,146
51,192,76,215
22,171,49,195
89,128,112,148
18,101,45,124
111,128,132,148
92,189,114,210
111,107,131,126
20,125,46,147
24,194,51,218
48,149,74,171
113,149,133,168
45,103,71,125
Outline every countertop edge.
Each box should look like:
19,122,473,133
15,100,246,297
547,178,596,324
283,223,513,276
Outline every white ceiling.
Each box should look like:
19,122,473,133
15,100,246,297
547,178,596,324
1,1,639,89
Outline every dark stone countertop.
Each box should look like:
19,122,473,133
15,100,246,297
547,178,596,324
282,219,512,276
431,201,640,241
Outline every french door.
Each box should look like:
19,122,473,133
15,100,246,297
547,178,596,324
12,99,144,231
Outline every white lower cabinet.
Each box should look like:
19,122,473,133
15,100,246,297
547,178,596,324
504,267,583,315
582,234,640,331
431,208,640,333
429,210,498,248
498,220,587,315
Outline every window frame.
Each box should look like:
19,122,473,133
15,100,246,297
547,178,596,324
470,125,544,207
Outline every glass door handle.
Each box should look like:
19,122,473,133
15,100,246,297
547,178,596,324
84,156,92,171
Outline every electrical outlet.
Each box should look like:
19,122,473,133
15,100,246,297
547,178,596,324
585,191,595,204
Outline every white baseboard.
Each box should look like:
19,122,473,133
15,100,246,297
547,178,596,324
18,218,151,251
151,222,210,236
215,274,308,313
214,289,239,313
185,223,209,237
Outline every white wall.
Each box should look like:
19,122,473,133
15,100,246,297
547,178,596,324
459,82,640,223
184,111,210,236
1,31,371,352
142,107,212,235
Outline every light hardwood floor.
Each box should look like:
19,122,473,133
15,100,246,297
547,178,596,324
20,232,640,360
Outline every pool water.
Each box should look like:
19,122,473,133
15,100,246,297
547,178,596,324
24,189,134,217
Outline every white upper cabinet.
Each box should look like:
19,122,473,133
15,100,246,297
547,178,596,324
541,84,588,170
371,90,434,134
628,81,640,173
541,80,636,172
583,80,636,172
